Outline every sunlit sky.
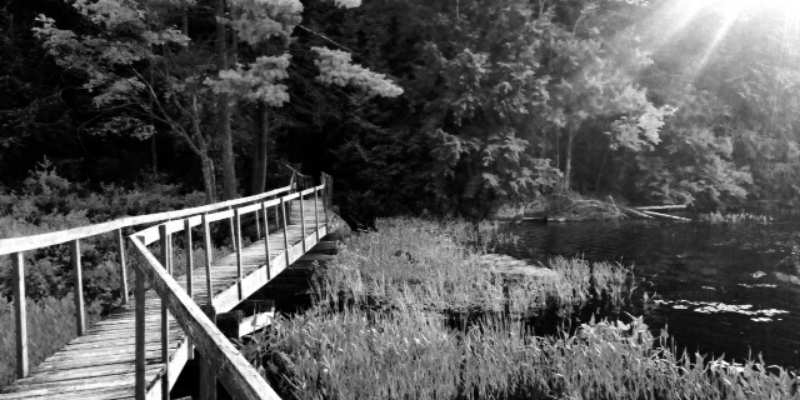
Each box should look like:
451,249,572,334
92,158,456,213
633,0,800,79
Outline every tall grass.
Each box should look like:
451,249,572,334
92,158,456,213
254,311,798,400
312,218,633,323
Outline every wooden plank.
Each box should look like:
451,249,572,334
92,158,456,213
71,240,86,336
13,252,28,379
635,204,688,211
0,185,292,256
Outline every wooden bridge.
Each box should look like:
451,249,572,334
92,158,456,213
0,175,335,400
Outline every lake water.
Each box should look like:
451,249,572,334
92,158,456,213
495,217,800,369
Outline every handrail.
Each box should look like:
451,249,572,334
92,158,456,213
0,184,293,256
126,178,331,400
129,235,282,400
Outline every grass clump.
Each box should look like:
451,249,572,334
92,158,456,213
313,218,634,324
255,310,799,400
699,212,772,225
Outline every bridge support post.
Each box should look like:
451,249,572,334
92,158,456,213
135,263,146,400
118,228,129,305
280,198,290,268
13,252,28,379
234,208,243,300
159,225,170,400
202,213,213,304
72,239,86,336
198,305,217,400
261,202,271,281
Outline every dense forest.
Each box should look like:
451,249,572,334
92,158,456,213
2,0,800,224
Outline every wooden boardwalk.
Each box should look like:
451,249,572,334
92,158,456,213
0,197,327,400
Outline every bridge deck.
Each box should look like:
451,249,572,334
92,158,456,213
0,199,325,400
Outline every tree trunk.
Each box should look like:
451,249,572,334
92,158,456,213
201,156,218,203
216,0,237,199
250,103,269,195
563,129,574,192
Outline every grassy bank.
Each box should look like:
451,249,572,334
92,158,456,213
248,218,798,400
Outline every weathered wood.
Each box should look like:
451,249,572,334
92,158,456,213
0,185,292,256
254,208,262,239
1,196,328,400
234,208,244,300
184,219,194,361
158,225,170,400
314,189,320,242
299,194,306,253
13,252,28,379
641,210,692,222
281,198,290,268
71,240,86,336
635,204,688,211
202,213,213,306
622,206,654,219
129,237,282,400
135,267,146,400
118,229,129,305
262,202,271,281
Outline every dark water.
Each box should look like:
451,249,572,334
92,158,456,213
496,218,800,369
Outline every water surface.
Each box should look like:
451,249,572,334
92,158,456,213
496,218,800,368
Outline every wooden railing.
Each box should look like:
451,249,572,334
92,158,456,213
1,173,333,400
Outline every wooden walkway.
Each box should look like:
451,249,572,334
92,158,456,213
0,195,328,400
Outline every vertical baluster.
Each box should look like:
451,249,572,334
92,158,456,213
314,188,320,242
273,206,280,233
13,252,28,378
299,192,306,253
159,224,170,400
228,207,235,248
322,181,329,230
134,263,146,400
280,197,290,267
184,218,194,361
261,202,271,280
234,208,243,300
72,240,86,336
202,213,213,305
254,207,262,239
118,228,129,305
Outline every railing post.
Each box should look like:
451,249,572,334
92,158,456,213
234,208,244,300
280,197,290,268
72,239,86,336
13,252,28,379
202,213,213,305
159,224,170,400
118,228,129,305
321,174,330,229
314,188,320,242
254,207,262,239
198,305,217,400
135,263,146,400
261,202,271,281
184,218,194,361
299,192,307,253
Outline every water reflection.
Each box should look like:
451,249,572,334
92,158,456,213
495,219,800,368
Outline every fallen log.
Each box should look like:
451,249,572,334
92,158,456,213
622,207,654,219
641,210,692,222
635,204,688,211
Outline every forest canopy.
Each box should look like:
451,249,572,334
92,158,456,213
2,0,800,221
